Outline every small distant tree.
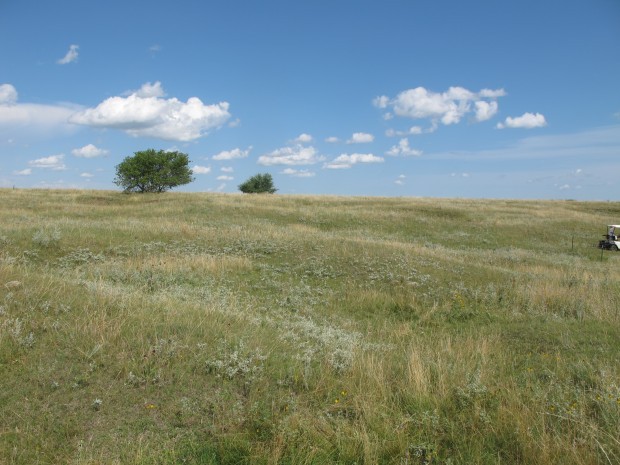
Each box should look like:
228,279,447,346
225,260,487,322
238,173,277,194
114,149,194,193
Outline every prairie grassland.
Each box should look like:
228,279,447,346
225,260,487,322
1,188,619,465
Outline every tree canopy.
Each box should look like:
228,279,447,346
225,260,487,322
114,149,194,193
238,173,277,194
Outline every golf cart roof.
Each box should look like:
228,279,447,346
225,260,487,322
608,225,620,229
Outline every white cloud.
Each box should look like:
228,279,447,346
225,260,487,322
281,168,316,177
497,112,547,129
71,144,108,158
0,85,78,134
377,86,505,126
80,172,94,178
69,82,231,141
134,81,165,98
294,133,313,143
324,153,384,169
392,87,470,124
221,166,234,173
28,154,66,170
385,138,422,157
258,144,325,166
347,132,374,144
386,125,429,137
192,165,211,174
0,84,18,105
212,147,251,160
57,45,79,64
395,174,406,185
474,101,498,122
373,95,389,109
325,136,340,143
445,86,475,101
13,168,31,176
217,175,234,181
0,103,76,131
479,88,507,98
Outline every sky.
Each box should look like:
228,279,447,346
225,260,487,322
1,0,619,199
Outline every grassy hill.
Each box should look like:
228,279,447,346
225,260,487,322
1,189,619,464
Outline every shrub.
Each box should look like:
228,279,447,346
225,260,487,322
238,173,277,194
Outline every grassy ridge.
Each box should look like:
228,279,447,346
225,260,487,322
1,189,619,464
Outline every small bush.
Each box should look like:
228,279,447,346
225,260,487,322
238,173,277,194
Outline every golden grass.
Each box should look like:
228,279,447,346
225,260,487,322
1,189,619,464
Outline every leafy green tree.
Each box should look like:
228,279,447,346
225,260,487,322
114,149,194,193
238,173,277,194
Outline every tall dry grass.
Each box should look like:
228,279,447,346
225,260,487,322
0,188,619,464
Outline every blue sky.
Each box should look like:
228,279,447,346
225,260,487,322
1,0,619,199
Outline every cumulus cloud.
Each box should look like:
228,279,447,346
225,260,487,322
80,172,94,178
324,153,384,169
134,81,165,98
474,101,498,122
221,166,234,173
71,144,108,158
212,146,251,160
393,87,470,124
216,175,233,181
325,136,340,143
258,145,325,166
294,133,313,143
57,45,79,64
281,168,316,177
497,112,547,129
192,165,211,174
395,174,406,185
347,132,374,144
13,168,32,176
28,154,66,170
385,138,422,157
372,95,389,109
0,84,18,105
69,82,231,141
375,86,505,127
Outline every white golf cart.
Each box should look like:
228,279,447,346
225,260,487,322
598,225,620,251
